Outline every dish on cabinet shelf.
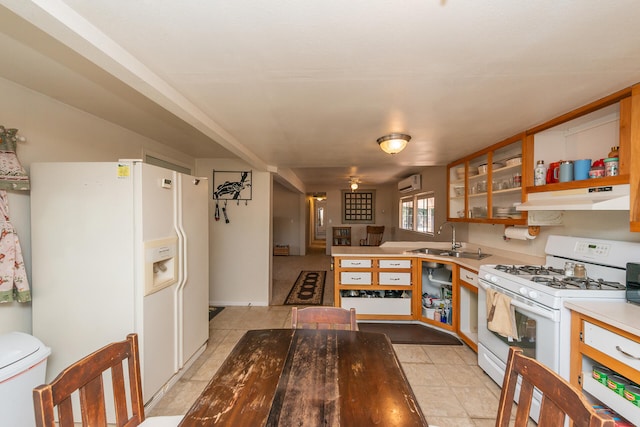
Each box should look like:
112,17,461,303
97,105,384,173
478,162,504,174
504,155,522,166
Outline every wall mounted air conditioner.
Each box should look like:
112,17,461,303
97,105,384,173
398,174,421,193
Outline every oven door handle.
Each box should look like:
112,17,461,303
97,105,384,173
478,280,557,321
509,298,556,321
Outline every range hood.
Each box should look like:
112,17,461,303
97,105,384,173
516,184,630,211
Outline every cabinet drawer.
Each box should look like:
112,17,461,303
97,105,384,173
378,272,412,286
379,259,412,269
340,272,372,285
584,321,640,372
459,267,478,288
340,259,372,268
341,297,411,315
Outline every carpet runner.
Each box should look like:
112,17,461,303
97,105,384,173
284,271,326,305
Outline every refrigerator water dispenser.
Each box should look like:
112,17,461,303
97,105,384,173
144,237,178,295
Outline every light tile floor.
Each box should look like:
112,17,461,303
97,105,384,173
148,306,530,426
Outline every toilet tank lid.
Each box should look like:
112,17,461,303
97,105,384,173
0,332,50,373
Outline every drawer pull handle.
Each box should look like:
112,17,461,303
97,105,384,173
615,345,640,360
465,274,475,280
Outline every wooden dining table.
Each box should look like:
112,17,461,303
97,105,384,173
178,328,429,426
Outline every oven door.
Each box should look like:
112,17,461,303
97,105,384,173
477,279,561,380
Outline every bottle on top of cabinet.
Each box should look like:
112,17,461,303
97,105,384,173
534,160,547,186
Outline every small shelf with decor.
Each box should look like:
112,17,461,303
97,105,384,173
523,88,632,195
332,227,352,246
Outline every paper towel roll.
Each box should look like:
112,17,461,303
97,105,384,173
504,226,537,240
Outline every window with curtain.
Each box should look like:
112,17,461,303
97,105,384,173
399,192,435,234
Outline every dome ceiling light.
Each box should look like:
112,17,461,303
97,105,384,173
377,133,411,154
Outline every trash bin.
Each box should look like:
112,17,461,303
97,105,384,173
0,332,51,427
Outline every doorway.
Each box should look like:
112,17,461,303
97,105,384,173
310,194,326,248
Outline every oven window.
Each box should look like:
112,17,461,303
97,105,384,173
490,311,537,359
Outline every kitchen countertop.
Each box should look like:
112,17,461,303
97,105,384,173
331,241,545,272
564,301,640,338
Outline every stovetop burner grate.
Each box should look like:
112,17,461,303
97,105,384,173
491,264,624,290
495,265,564,276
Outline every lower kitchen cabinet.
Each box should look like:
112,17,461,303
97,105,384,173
334,257,416,320
456,266,478,352
569,304,640,425
334,255,480,341
418,259,457,333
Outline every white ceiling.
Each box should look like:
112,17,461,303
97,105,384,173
2,1,640,189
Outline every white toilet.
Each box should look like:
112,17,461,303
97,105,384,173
0,332,51,427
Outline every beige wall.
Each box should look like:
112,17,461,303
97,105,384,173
0,77,197,335
468,210,640,258
273,182,304,255
199,158,271,306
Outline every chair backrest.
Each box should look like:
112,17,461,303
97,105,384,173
361,226,385,246
33,333,146,427
496,347,614,427
291,307,358,331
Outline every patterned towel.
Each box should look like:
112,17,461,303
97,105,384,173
0,190,30,303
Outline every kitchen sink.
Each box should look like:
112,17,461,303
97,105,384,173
411,248,451,256
410,247,492,260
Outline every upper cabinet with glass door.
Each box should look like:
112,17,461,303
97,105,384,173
447,133,527,225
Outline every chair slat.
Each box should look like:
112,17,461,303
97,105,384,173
495,347,615,427
33,334,148,427
80,375,107,424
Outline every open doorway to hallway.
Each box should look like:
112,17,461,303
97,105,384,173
310,193,326,250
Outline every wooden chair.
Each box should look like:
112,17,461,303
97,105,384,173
33,333,183,427
291,307,358,331
359,225,385,246
496,347,615,427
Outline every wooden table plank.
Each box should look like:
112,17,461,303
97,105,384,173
178,329,294,426
266,330,340,426
336,331,426,426
179,329,428,427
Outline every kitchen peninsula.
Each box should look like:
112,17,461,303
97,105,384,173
332,241,544,350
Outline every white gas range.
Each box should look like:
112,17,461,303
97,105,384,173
477,235,640,422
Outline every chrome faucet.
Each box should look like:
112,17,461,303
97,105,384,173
437,221,462,251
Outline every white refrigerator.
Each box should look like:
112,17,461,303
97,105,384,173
30,160,209,404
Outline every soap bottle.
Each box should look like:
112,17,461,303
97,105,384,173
534,160,547,186
608,146,619,158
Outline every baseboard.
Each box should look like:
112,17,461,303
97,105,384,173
209,300,269,307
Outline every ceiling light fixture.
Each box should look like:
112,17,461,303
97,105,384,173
349,177,359,191
377,133,411,154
